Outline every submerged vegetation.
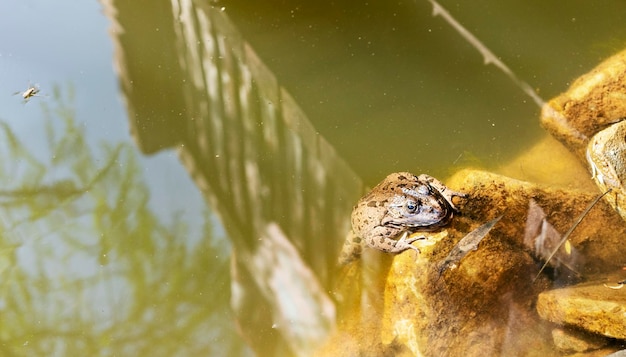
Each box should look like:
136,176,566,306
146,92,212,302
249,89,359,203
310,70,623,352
0,86,246,356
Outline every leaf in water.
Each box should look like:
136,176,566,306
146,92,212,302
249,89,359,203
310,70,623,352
437,215,502,276
531,192,609,282
524,199,584,277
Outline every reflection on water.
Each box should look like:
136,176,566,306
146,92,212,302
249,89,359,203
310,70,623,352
105,0,362,355
0,90,242,355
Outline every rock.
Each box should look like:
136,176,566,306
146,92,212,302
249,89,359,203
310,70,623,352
326,169,626,356
537,281,626,339
447,169,626,276
541,48,626,162
540,48,626,223
551,326,608,353
381,235,553,357
497,134,595,191
377,169,626,356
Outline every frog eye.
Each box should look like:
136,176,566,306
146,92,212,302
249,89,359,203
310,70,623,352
406,201,418,212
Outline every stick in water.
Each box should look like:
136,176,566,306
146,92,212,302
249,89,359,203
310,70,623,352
425,0,545,108
533,189,611,282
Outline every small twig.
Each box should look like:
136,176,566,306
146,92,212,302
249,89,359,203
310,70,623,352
533,189,611,282
426,0,545,108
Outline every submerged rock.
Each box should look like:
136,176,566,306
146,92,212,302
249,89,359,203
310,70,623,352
537,280,626,340
325,160,626,356
324,168,626,356
541,48,626,223
447,169,626,276
379,169,626,356
550,326,609,353
541,48,626,162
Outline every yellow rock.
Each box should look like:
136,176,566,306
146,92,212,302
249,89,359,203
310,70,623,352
537,282,626,339
541,48,626,161
497,134,596,191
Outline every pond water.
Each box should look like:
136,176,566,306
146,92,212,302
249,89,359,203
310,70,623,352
0,0,625,356
224,0,626,182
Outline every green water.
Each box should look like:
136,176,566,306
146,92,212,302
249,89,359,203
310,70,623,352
226,0,626,183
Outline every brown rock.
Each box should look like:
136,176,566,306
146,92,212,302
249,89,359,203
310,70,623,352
540,47,626,232
541,48,626,162
379,169,626,356
378,169,618,356
537,282,626,339
447,169,626,276
551,326,608,352
328,169,626,356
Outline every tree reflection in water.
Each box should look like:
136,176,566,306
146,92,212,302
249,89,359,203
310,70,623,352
0,87,249,356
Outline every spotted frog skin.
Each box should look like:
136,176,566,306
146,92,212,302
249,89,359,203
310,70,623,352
339,172,465,264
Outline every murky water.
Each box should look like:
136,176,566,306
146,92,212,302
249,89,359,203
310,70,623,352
0,0,625,356
224,0,626,182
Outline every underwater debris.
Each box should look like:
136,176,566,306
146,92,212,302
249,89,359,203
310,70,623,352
523,199,582,279
532,190,610,282
437,215,502,276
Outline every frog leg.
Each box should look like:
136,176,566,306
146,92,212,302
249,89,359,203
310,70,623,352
394,231,424,255
338,230,363,265
418,174,467,211
366,230,424,254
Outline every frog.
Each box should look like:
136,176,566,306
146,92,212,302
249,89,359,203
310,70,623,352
338,172,466,265
586,119,626,220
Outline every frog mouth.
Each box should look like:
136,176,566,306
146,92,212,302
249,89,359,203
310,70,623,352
382,211,453,231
